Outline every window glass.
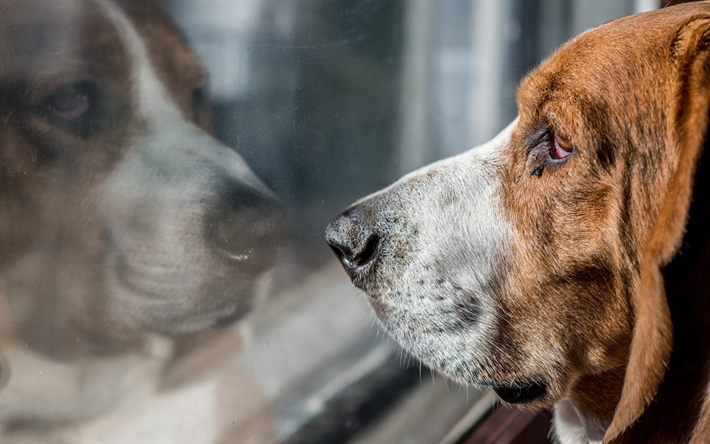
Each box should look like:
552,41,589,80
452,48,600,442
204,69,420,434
0,1,643,442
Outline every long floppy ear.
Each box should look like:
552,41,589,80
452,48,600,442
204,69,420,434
604,15,710,443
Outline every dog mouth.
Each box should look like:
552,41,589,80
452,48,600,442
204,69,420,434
492,380,548,404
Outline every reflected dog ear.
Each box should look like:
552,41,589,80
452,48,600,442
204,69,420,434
605,15,710,443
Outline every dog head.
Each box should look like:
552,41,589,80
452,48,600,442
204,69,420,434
0,0,288,358
327,2,710,440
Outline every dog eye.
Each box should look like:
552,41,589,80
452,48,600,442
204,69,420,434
46,86,91,121
550,135,572,160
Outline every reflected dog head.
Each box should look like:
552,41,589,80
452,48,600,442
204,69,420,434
0,0,288,357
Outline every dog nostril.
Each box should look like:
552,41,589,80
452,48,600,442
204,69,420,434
329,236,380,278
325,214,380,279
353,234,379,267
207,187,290,275
327,234,380,269
211,212,282,272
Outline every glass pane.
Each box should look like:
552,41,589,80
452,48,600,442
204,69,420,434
0,1,641,442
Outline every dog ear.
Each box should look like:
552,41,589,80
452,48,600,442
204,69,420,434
691,384,710,444
605,15,710,443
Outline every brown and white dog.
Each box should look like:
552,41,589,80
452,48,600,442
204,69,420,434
0,0,286,437
326,2,710,443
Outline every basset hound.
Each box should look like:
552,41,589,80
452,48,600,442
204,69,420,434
326,2,710,443
0,0,285,439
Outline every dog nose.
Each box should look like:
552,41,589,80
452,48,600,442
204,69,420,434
325,208,381,278
207,185,290,275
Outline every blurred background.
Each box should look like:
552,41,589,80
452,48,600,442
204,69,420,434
1,0,676,443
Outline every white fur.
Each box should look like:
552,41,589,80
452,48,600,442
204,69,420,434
356,118,610,442
553,401,605,444
358,120,517,386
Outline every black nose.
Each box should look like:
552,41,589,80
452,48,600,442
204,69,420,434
325,208,380,279
207,184,290,275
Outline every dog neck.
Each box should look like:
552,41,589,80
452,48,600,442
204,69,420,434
553,366,624,444
554,400,605,444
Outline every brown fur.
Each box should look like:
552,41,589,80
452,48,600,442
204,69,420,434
690,383,710,444
116,0,214,132
493,3,710,442
608,13,710,443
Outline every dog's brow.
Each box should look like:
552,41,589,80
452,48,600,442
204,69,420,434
518,70,563,110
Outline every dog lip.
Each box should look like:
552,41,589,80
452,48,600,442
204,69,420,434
493,380,548,404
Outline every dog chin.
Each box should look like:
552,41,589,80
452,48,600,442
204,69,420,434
376,322,482,383
418,350,552,405
375,309,555,405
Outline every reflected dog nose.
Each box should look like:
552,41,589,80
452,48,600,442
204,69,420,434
207,185,290,275
325,207,381,279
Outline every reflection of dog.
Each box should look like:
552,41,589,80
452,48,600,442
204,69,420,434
0,0,286,435
327,3,710,443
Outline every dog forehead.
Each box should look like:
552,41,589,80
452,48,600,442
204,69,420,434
510,7,710,158
0,2,128,86
114,1,207,103
518,4,710,113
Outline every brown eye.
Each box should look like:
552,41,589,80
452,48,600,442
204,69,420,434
47,87,90,121
550,135,572,160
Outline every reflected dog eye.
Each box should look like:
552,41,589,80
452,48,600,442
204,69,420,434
46,85,91,121
550,135,572,160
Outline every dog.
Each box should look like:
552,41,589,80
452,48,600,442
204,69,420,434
0,0,286,438
326,2,710,443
